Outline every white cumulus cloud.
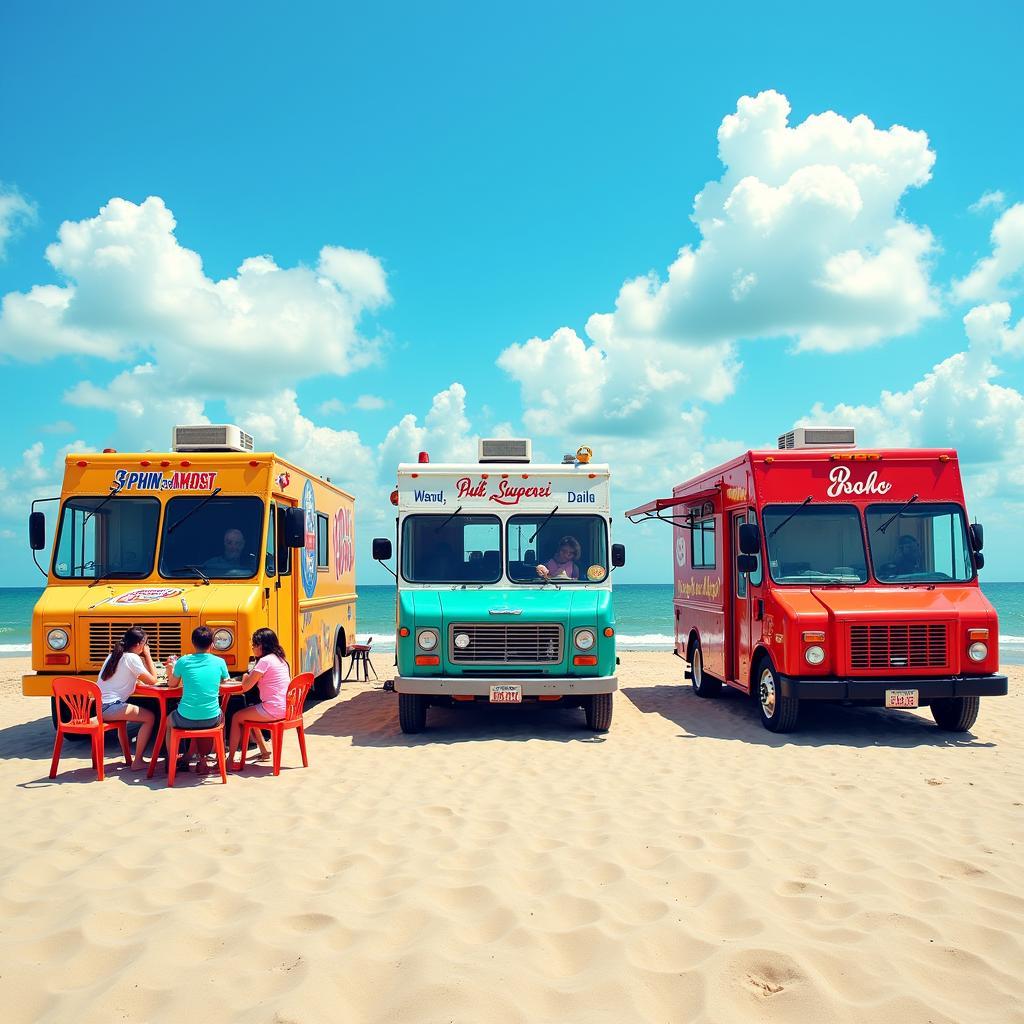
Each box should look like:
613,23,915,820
969,190,1006,214
0,196,389,392
0,184,36,260
953,202,1024,303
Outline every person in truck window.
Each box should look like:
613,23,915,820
893,534,923,574
536,535,581,580
203,528,256,576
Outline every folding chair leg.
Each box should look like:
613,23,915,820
167,731,180,788
296,724,308,767
213,733,227,784
367,656,378,680
49,732,64,779
343,656,355,681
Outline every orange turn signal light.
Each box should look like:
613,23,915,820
45,654,70,665
415,655,439,666
967,629,989,641
603,627,614,637
802,631,826,643
399,627,410,637
573,655,598,666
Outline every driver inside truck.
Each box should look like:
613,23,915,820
893,533,923,574
536,535,581,580
204,528,257,576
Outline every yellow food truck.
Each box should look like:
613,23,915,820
24,424,357,724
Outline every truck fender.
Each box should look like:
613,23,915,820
749,647,772,692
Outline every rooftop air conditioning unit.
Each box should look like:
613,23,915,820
172,424,255,453
478,438,532,463
778,426,856,450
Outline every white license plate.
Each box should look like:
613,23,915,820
885,688,919,709
489,685,522,704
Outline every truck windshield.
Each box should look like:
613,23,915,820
159,496,264,579
401,514,502,583
762,504,868,584
53,496,160,579
507,514,609,583
865,503,974,583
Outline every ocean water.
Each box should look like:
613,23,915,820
3,583,1024,663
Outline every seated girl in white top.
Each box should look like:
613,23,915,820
97,626,158,771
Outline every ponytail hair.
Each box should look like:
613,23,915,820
252,627,289,671
100,626,147,681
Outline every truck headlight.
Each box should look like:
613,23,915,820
574,628,596,651
417,629,438,651
46,628,69,651
968,642,988,662
804,645,825,665
213,628,234,651
454,632,470,650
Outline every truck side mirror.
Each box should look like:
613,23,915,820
737,554,758,574
29,511,46,551
970,523,984,552
282,507,305,548
373,538,393,561
738,523,761,555
611,543,626,567
974,551,985,571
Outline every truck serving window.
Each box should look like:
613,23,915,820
762,504,868,584
865,503,974,583
159,496,264,580
53,496,160,579
401,514,502,583
506,514,608,583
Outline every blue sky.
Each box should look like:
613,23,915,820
1,1,1023,585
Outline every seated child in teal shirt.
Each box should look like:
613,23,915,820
167,625,230,772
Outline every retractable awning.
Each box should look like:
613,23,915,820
624,485,721,528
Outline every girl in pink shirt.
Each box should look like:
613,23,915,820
227,627,292,768
536,535,581,580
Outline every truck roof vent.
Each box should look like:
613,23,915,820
478,438,532,463
778,426,856,450
172,424,255,453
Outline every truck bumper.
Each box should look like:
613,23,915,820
393,675,618,697
777,674,1008,701
23,674,58,697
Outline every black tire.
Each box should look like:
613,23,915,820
314,644,343,700
930,696,980,732
584,693,613,732
756,659,799,733
690,640,722,698
399,693,427,734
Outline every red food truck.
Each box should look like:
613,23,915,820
625,428,1008,733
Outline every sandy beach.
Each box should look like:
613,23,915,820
1,652,1022,1024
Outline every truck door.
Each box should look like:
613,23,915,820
270,501,297,664
732,510,753,686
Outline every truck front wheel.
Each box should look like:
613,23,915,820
399,694,428,734
756,661,799,733
584,693,613,732
930,696,980,732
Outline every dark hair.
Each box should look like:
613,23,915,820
252,627,288,667
556,535,581,560
192,625,214,651
100,625,147,681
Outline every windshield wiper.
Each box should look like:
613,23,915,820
87,567,117,588
875,494,919,533
174,564,210,584
529,505,560,544
769,496,812,538
166,487,222,534
83,481,124,527
433,505,464,532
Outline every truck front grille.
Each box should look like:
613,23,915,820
848,623,948,671
448,623,563,664
88,621,183,666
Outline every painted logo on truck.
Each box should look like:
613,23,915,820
334,506,354,579
111,587,184,605
300,480,317,599
112,469,218,491
825,465,892,497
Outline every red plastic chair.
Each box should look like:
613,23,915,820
49,677,131,782
238,672,314,776
166,724,228,787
